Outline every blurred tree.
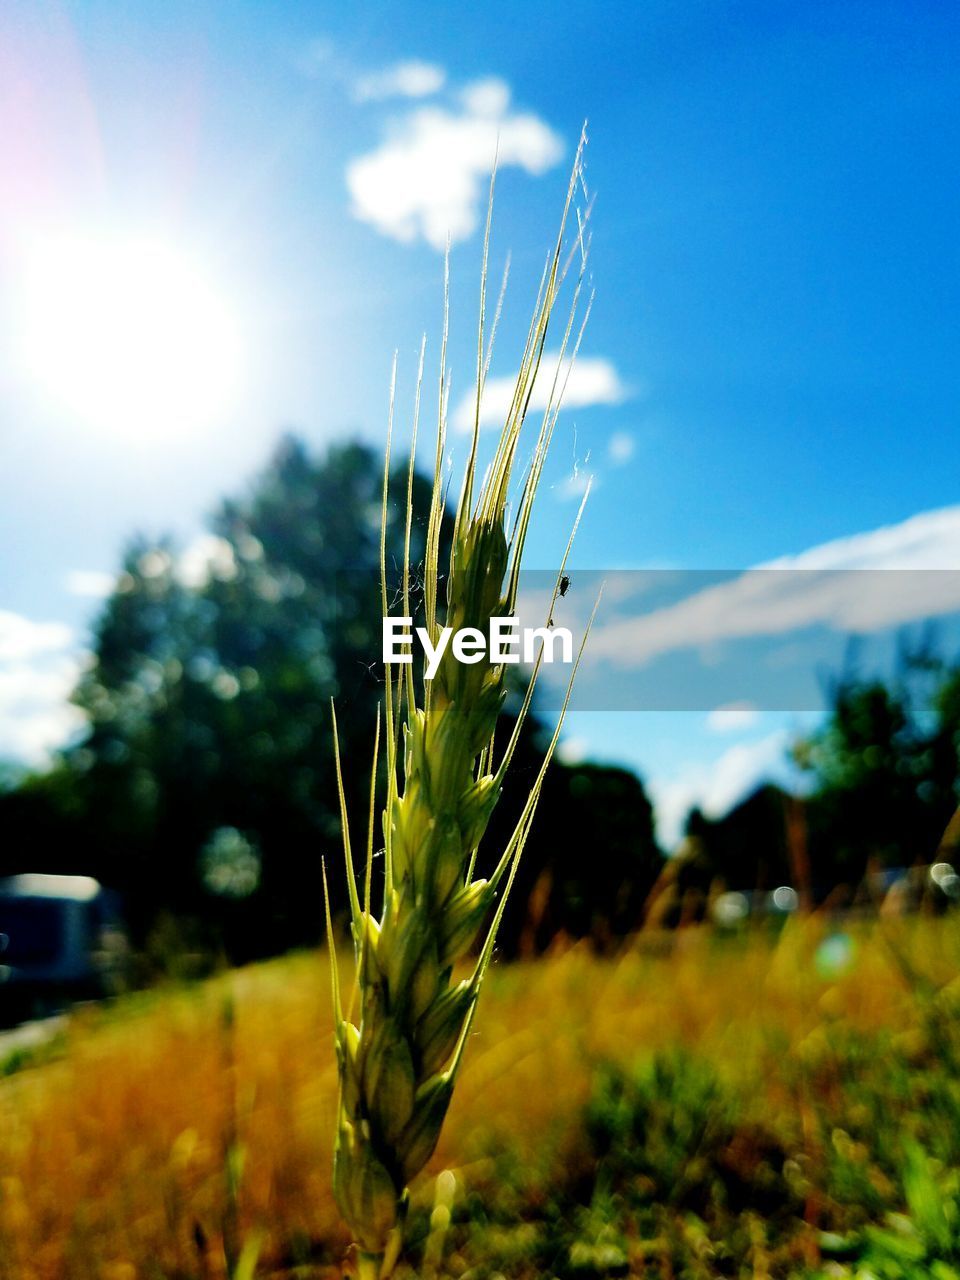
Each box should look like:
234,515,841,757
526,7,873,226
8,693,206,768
0,434,662,963
795,642,960,881
524,759,662,949
485,737,663,953
3,437,449,959
681,786,793,901
675,644,960,902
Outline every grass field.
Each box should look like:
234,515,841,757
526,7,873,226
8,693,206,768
3,916,960,1279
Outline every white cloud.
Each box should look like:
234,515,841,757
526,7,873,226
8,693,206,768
0,614,84,764
590,505,960,669
66,569,115,599
649,729,791,847
460,78,510,116
346,77,563,250
0,610,73,664
0,702,85,764
353,60,446,103
607,431,635,465
296,40,444,102
762,505,960,571
454,352,628,432
706,702,760,733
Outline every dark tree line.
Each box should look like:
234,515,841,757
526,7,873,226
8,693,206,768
7,434,955,958
679,642,960,906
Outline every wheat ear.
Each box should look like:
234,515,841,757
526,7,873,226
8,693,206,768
327,131,595,1280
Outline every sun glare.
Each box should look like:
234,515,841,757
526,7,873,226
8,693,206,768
17,231,242,440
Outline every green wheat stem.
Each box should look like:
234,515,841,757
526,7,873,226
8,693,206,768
327,128,595,1279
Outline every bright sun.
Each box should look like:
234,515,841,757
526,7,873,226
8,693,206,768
17,231,242,439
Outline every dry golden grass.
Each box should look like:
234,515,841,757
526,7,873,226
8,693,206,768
1,915,955,1279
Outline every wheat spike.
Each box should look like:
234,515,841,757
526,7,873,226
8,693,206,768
327,130,595,1280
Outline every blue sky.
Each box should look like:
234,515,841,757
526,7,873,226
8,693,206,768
1,1,958,841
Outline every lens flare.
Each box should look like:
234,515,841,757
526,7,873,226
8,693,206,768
16,230,242,440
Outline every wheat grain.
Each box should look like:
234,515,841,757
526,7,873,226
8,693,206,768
327,131,596,1280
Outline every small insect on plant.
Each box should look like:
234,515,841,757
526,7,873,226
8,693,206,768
549,573,571,627
325,130,597,1280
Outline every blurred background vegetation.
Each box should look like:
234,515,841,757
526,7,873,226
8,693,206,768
1,434,958,980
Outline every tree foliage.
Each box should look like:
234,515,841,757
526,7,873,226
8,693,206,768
0,435,662,963
795,643,960,878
